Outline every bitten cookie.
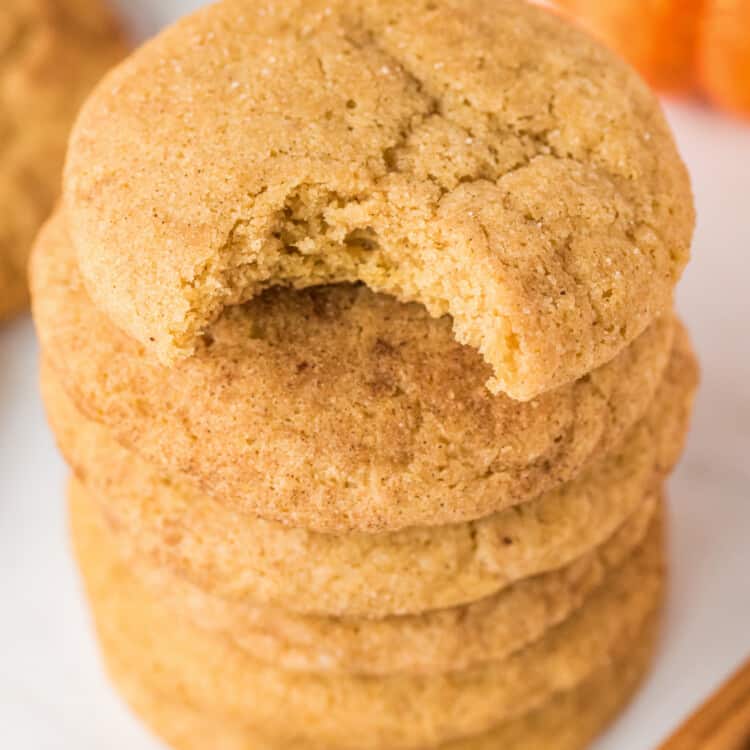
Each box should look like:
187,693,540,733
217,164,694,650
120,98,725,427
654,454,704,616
33,211,676,533
0,0,125,321
43,326,697,618
71,480,665,750
64,0,693,399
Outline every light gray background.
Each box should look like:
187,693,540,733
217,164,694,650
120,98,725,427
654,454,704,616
1,2,749,748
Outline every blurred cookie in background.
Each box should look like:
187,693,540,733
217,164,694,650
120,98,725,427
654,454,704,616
0,0,126,322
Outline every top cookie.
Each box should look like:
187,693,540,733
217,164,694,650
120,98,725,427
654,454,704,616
0,0,125,321
64,0,692,399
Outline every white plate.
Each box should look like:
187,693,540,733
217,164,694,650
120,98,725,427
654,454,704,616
1,2,749,748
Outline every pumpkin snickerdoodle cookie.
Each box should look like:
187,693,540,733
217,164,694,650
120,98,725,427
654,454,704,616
0,0,125,321
93,616,660,750
70,481,665,749
64,0,693,399
76,482,662,750
33,212,676,534
70,473,659,676
42,327,696,619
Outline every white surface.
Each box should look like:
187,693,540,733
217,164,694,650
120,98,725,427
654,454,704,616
1,2,750,748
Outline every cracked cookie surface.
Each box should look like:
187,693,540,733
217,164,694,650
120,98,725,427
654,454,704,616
0,0,125,321
34,211,676,533
64,0,692,399
42,329,696,619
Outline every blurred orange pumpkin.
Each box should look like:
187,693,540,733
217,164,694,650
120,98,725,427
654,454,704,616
555,0,750,118
699,1,750,117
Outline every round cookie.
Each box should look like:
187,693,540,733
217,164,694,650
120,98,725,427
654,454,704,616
0,0,125,321
33,211,676,533
71,474,659,675
98,599,660,750
43,326,697,618
70,481,665,750
64,0,693,400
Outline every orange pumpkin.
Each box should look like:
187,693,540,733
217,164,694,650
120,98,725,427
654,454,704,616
555,0,750,118
699,1,750,117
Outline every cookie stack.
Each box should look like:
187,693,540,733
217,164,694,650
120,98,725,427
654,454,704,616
0,0,125,322
33,1,698,749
